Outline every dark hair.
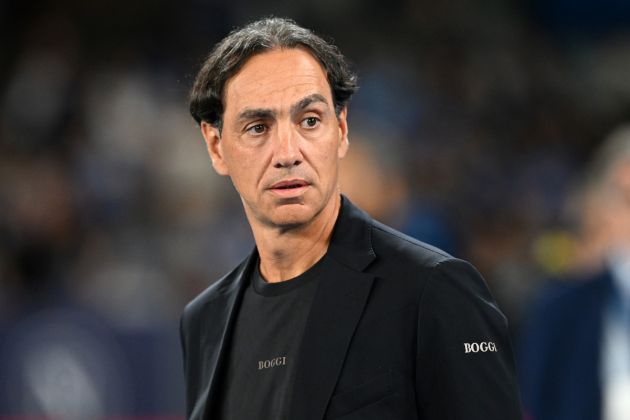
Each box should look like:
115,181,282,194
189,17,358,130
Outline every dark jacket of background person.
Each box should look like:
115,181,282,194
519,271,611,420
518,125,630,420
180,197,523,420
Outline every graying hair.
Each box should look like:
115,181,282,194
189,17,358,131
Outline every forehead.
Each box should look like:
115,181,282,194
223,48,332,115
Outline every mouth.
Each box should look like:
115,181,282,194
270,179,309,190
268,179,310,197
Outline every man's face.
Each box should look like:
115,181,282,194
201,48,349,230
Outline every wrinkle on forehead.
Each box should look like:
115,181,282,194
223,48,333,118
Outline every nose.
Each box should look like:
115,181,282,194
273,125,302,169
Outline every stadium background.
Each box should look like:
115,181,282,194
1,0,629,417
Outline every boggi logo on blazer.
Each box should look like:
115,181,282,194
464,342,498,353
258,356,287,370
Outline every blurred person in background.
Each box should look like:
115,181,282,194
519,125,630,420
180,17,522,420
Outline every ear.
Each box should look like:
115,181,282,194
337,107,349,159
201,121,229,176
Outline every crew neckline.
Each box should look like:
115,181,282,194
252,255,327,297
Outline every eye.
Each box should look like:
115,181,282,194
246,123,267,135
300,116,320,129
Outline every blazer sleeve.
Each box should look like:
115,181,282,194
415,258,523,419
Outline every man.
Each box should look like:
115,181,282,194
519,125,630,420
180,17,522,420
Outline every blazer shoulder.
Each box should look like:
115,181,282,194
367,218,494,310
369,218,452,269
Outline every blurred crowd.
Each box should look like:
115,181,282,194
1,0,630,418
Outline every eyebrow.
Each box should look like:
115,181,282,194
236,94,330,125
236,108,276,124
290,93,329,115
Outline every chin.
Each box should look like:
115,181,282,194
268,208,314,229
269,198,331,227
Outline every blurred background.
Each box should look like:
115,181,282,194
1,0,630,418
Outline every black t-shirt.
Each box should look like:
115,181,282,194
216,257,324,420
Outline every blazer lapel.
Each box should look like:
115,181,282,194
194,251,256,420
289,259,375,420
289,196,377,420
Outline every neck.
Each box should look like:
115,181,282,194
250,195,341,282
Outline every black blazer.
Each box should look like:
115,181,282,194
180,196,523,419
